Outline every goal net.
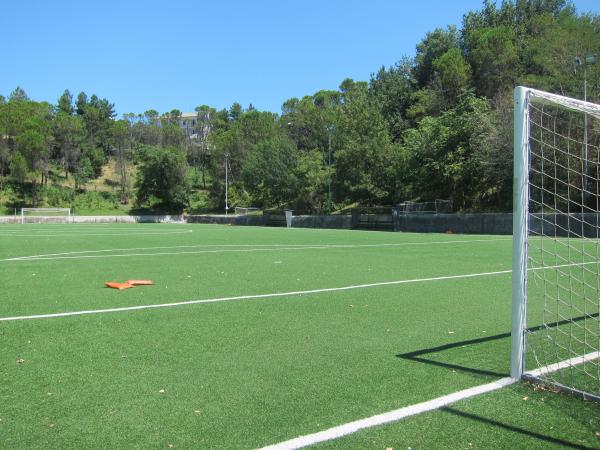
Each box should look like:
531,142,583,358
21,208,72,224
234,207,260,215
512,86,600,400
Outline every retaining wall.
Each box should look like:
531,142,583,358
186,214,264,226
0,215,185,224
3,212,600,236
394,213,513,235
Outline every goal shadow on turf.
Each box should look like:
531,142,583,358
397,332,510,378
396,313,599,378
440,407,595,450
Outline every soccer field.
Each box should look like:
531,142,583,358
0,223,598,449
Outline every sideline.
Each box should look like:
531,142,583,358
0,268,512,321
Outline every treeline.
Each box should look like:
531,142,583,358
1,0,599,213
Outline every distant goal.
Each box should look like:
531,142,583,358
512,86,600,400
20,208,72,224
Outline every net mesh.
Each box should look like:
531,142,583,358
525,91,600,399
21,208,71,224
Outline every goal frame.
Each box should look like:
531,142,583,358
20,207,72,224
511,86,600,399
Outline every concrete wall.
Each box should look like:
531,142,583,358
394,213,513,235
289,214,352,229
186,213,352,229
0,215,185,224
186,214,264,226
529,213,600,238
3,212,599,237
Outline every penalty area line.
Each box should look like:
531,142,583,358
0,269,512,322
259,352,598,450
259,377,517,450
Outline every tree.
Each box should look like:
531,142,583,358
57,89,74,115
414,26,459,87
431,48,472,108
10,152,28,184
229,102,243,122
15,128,47,205
335,79,403,205
135,146,190,211
467,26,520,98
282,91,341,154
53,112,85,177
188,105,215,189
76,92,88,115
524,12,600,100
369,58,416,141
293,149,330,212
241,138,298,208
112,120,131,203
401,94,493,210
0,138,9,188
73,157,93,189
9,86,29,102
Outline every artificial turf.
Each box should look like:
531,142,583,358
0,223,597,448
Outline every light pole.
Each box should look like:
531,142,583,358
224,152,229,215
576,53,596,198
325,124,334,214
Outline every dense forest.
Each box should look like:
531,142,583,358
1,0,599,214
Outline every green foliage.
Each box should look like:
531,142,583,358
335,79,402,205
432,47,472,107
1,0,598,215
57,89,74,115
83,146,107,178
293,149,330,212
468,26,520,98
135,146,191,212
369,58,416,141
414,26,459,87
241,138,298,208
74,157,93,189
9,152,28,184
401,94,494,210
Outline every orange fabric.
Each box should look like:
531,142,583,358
126,280,154,286
105,282,134,290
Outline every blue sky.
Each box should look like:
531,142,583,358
1,0,598,116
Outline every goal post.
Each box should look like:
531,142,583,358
511,86,600,400
20,208,72,224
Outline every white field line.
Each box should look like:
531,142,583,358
259,378,517,450
0,230,193,238
259,351,599,450
0,268,513,322
4,238,511,262
0,261,592,322
527,351,600,378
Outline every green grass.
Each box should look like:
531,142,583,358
0,224,597,448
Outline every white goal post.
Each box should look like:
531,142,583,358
20,208,72,224
512,86,600,400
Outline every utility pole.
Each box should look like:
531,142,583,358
224,152,229,215
325,124,334,214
